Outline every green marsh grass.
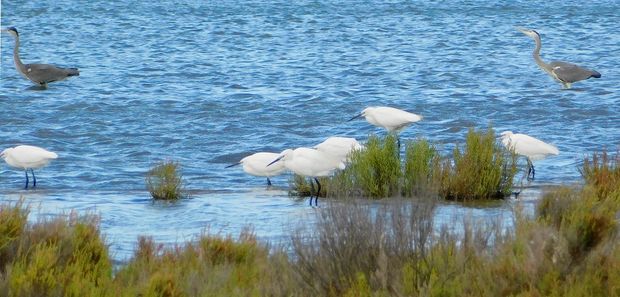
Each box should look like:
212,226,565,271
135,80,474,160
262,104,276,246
441,127,518,200
402,138,443,196
146,160,186,200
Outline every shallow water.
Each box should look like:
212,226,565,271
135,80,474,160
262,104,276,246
1,1,619,261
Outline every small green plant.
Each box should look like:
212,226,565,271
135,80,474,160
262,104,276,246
346,134,401,198
441,127,518,200
146,160,186,200
402,138,443,196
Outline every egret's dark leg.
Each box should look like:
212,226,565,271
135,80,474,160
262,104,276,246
24,170,29,189
309,178,315,206
267,177,272,186
314,177,321,207
531,165,535,180
526,159,533,181
31,169,37,188
398,138,401,151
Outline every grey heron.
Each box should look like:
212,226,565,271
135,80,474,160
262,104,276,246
518,27,600,89
2,27,79,87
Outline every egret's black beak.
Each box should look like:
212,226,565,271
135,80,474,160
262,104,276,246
348,113,363,122
267,156,284,167
225,162,240,168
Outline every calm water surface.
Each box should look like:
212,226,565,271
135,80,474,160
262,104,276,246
1,1,619,261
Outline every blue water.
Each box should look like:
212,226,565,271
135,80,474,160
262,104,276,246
1,1,619,261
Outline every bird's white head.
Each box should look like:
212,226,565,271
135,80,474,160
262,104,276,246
517,27,540,40
0,148,9,160
267,149,293,167
348,107,373,121
500,131,514,138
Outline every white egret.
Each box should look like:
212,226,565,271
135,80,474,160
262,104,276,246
500,131,559,180
226,152,286,186
314,136,363,164
1,145,58,189
268,148,345,206
349,106,422,148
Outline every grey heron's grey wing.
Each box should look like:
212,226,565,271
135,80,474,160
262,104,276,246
550,61,600,83
25,63,79,84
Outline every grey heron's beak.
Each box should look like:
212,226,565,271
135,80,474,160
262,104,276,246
348,113,363,122
267,156,284,167
225,162,241,168
516,27,530,35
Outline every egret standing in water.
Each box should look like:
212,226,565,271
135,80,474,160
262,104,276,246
1,145,58,189
226,152,286,186
349,106,423,148
500,131,559,180
517,27,600,89
2,27,79,87
268,148,345,206
314,136,363,164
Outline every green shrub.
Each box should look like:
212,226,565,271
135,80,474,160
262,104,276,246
441,127,518,200
0,204,112,297
402,138,443,196
346,134,401,198
146,161,186,200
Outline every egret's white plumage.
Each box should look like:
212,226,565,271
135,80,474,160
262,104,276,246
1,145,58,189
350,106,423,132
314,136,363,164
269,147,345,206
500,131,559,179
227,152,286,185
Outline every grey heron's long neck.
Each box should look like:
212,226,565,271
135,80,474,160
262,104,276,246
12,35,27,74
532,36,552,73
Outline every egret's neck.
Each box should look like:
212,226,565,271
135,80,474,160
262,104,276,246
532,36,552,73
11,35,27,74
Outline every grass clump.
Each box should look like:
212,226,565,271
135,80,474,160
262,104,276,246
345,134,401,198
581,150,620,201
402,138,443,196
441,127,518,200
146,160,186,200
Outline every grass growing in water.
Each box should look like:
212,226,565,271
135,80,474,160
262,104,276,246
441,127,518,200
146,160,186,200
402,138,443,196
343,134,401,198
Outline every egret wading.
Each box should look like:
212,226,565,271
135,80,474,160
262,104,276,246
268,148,345,206
226,152,286,186
1,145,58,189
517,27,600,89
314,136,363,164
500,131,559,180
2,27,79,87
349,106,422,149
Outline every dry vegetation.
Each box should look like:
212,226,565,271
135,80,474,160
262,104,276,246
1,151,619,296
